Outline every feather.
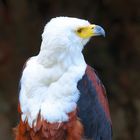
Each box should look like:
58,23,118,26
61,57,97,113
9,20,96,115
77,65,112,140
14,108,83,140
15,17,112,140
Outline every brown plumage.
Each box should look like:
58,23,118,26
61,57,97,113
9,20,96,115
14,106,83,140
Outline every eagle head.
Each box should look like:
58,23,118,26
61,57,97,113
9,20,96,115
40,17,105,53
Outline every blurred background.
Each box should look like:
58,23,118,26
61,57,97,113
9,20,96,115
0,0,140,139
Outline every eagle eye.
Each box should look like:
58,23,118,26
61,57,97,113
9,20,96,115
77,28,82,33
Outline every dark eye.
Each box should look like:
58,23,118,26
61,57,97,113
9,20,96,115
77,28,82,33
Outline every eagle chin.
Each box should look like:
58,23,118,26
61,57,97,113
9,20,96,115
15,17,112,140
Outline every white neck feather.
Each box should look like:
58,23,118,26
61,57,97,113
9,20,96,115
19,41,86,127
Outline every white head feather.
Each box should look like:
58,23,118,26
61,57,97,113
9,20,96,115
37,17,91,66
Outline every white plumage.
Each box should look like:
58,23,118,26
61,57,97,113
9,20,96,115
19,17,90,127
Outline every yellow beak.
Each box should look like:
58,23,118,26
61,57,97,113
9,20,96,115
76,24,105,39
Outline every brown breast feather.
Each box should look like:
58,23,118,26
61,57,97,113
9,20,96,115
14,104,83,140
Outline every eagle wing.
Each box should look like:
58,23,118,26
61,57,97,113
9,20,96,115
77,65,112,140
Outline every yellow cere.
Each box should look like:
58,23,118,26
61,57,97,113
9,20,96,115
76,24,95,39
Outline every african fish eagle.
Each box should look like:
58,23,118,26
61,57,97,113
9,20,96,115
15,17,112,140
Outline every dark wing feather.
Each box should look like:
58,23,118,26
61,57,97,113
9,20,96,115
77,65,112,140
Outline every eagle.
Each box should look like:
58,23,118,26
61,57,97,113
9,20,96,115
15,17,112,140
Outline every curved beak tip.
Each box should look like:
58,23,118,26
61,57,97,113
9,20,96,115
102,30,106,37
94,25,106,37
